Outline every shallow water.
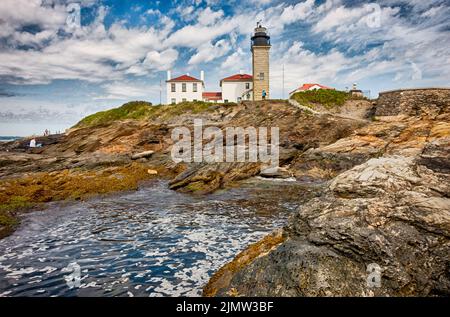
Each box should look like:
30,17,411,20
0,179,313,297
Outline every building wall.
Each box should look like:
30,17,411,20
252,46,270,101
166,82,203,104
222,81,253,103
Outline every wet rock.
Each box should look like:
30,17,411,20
203,229,286,297
259,166,292,179
169,162,261,194
131,150,155,160
206,155,450,296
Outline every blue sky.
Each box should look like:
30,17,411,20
0,0,449,136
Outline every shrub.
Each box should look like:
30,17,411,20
291,90,350,109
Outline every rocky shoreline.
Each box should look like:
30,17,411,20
0,98,366,237
204,88,450,296
1,88,449,296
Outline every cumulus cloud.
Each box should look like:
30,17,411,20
198,8,224,26
221,48,250,73
278,0,315,25
127,48,179,75
0,3,176,84
309,0,450,84
188,39,231,65
0,0,449,105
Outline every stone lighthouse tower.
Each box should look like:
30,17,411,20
251,22,271,101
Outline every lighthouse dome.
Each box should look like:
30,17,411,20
251,25,271,47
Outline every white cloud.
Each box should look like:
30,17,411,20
0,4,176,84
0,0,449,102
221,48,249,72
188,39,231,65
143,48,179,71
198,8,224,26
0,0,67,30
278,0,315,25
96,81,160,100
172,5,196,21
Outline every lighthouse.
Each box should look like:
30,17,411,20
251,21,271,101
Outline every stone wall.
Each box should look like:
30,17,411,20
252,46,270,101
375,88,450,117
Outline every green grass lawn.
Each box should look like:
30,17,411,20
291,90,352,109
74,100,237,128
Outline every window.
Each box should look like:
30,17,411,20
245,83,250,90
182,83,186,92
224,99,229,103
171,98,176,104
182,98,187,102
246,93,251,100
171,83,176,92
193,83,197,92
259,73,264,81
193,99,197,102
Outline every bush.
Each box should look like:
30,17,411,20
291,90,350,109
75,101,153,127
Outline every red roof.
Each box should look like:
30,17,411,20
221,74,253,82
167,74,202,82
290,83,334,94
202,92,222,100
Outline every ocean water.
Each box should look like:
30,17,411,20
0,136,21,142
0,179,309,297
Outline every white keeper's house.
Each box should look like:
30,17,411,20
166,70,253,104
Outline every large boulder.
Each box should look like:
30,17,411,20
205,155,450,296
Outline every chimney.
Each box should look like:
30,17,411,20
200,70,205,82
239,69,244,75
167,70,171,81
187,72,190,76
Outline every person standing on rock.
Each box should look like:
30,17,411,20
262,89,267,100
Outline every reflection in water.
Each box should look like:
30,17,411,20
0,179,315,297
